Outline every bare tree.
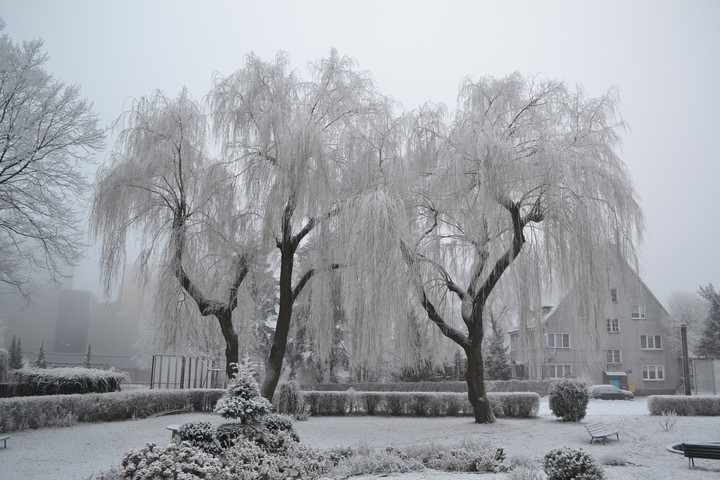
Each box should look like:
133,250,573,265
391,73,644,423
208,50,394,399
666,290,706,355
91,89,256,378
0,21,103,296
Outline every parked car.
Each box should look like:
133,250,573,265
589,384,634,400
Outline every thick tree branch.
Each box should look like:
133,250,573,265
292,263,341,301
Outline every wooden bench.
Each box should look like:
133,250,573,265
0,435,9,448
585,423,619,445
682,443,720,468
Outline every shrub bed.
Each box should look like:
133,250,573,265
301,390,539,418
647,395,720,416
13,367,129,396
0,388,223,432
302,380,554,395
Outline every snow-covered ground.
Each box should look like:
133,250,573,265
1,397,718,480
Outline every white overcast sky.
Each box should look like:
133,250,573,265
2,0,718,306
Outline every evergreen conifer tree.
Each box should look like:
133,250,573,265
34,341,48,369
83,343,92,368
9,335,23,369
213,357,271,424
483,315,512,381
697,284,720,358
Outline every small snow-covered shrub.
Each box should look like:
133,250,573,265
121,442,226,479
548,378,589,422
14,367,128,396
508,466,546,480
263,413,299,441
600,452,627,466
404,438,508,473
647,395,720,416
544,447,604,480
657,409,677,431
216,422,261,449
332,443,424,476
223,436,333,479
490,392,540,418
273,380,305,418
176,421,222,456
213,360,271,423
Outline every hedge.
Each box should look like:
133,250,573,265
301,390,539,418
302,380,554,395
13,367,129,396
0,388,223,433
647,395,720,416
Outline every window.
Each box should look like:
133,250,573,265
606,318,619,333
610,288,618,303
641,335,662,349
631,304,646,319
547,333,570,348
642,365,665,381
605,349,622,364
545,364,572,378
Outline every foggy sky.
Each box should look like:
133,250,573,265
3,0,718,305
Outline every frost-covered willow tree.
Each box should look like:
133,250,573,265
91,90,257,378
208,50,394,399
390,73,644,423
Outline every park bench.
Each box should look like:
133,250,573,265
682,443,720,468
585,423,619,445
0,435,9,448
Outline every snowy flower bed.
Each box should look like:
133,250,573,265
14,367,129,396
302,390,539,418
647,395,720,416
0,388,223,432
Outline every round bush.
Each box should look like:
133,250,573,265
177,421,222,456
548,378,589,422
544,447,605,480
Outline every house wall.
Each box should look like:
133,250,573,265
510,257,680,395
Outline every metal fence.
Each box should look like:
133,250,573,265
149,355,226,389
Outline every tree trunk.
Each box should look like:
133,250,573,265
260,244,295,401
465,342,496,423
217,309,239,379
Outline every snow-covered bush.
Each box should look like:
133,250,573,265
307,379,555,395
216,422,262,449
0,389,223,433
263,413,299,440
404,438,508,473
543,447,605,480
548,378,589,422
332,442,424,476
647,395,720,416
14,367,128,396
507,466,546,480
223,437,332,479
273,380,306,418
213,360,271,423
121,442,226,480
176,421,222,456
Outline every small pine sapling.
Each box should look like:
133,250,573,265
83,343,92,368
34,341,48,369
9,335,23,369
213,357,272,424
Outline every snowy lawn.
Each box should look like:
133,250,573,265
1,397,719,480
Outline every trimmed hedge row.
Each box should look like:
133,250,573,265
302,380,554,395
13,367,129,396
301,390,539,418
0,388,223,433
647,395,720,416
